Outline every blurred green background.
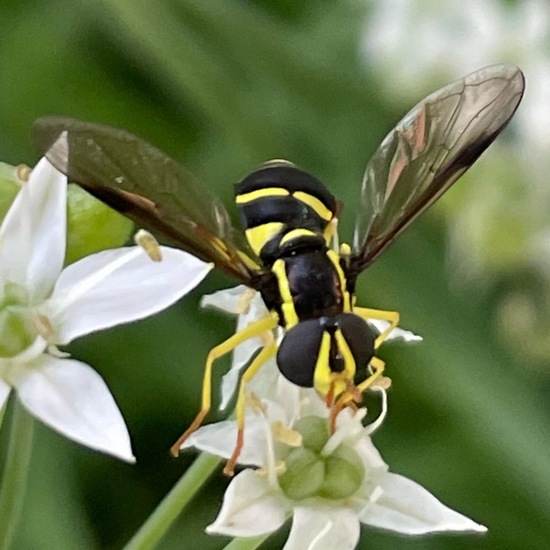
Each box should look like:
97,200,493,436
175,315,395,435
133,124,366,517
1,0,550,549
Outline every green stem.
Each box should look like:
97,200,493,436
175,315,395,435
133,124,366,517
0,398,35,550
123,453,221,550
222,534,270,550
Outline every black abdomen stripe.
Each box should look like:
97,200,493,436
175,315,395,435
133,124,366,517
237,196,329,231
236,164,336,212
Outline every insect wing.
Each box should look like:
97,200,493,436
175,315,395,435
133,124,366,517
351,64,525,275
32,117,258,282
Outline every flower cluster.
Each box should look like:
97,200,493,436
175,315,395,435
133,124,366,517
180,286,486,548
0,143,488,549
0,149,212,461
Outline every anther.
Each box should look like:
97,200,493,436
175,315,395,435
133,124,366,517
272,421,302,447
236,287,256,314
32,312,56,340
134,229,162,262
16,164,32,182
372,376,392,390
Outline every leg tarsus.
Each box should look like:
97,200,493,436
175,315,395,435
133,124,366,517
224,342,277,475
332,356,386,417
354,307,400,349
171,315,278,456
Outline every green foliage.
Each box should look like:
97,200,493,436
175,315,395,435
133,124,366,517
0,164,21,220
66,185,133,264
0,1,548,549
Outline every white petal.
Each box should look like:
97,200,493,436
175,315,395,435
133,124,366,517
0,378,11,410
13,355,134,462
46,247,212,344
367,319,422,343
353,433,388,471
205,288,269,410
0,158,66,301
219,315,263,410
200,285,251,314
181,399,288,466
295,386,330,420
206,469,287,537
285,507,360,550
247,359,290,408
359,473,487,534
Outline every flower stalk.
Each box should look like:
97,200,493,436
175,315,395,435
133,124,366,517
0,398,34,550
122,453,221,550
222,534,270,550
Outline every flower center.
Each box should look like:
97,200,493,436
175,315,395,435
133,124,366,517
278,416,365,502
0,282,36,358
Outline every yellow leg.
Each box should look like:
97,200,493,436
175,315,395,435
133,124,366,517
355,356,385,393
353,307,400,350
224,340,278,476
170,314,278,456
331,356,386,421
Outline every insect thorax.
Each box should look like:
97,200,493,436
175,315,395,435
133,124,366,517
234,161,373,396
235,161,348,325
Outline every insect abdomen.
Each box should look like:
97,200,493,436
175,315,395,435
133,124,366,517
235,161,337,263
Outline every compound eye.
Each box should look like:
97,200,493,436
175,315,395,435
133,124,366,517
335,314,375,369
277,319,324,387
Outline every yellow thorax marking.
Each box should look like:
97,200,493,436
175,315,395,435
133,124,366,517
326,249,351,311
271,258,299,328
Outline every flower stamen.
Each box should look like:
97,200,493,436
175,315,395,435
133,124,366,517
134,229,163,262
15,164,32,183
236,287,256,314
272,420,302,447
31,312,56,340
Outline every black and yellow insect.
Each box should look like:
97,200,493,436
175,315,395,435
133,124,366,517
32,64,525,474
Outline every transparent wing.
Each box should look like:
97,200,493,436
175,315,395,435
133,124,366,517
351,64,525,276
33,117,259,282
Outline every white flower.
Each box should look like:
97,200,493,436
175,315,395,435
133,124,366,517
184,376,486,549
0,155,213,462
201,285,421,410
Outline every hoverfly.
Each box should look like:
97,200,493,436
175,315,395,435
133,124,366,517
33,64,525,474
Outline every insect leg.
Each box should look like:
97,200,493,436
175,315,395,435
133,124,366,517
224,338,278,476
330,356,386,429
353,307,400,349
170,314,278,456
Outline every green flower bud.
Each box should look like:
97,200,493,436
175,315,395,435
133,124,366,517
279,447,325,500
0,163,22,222
293,416,330,453
0,306,34,358
66,185,133,264
318,447,365,500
